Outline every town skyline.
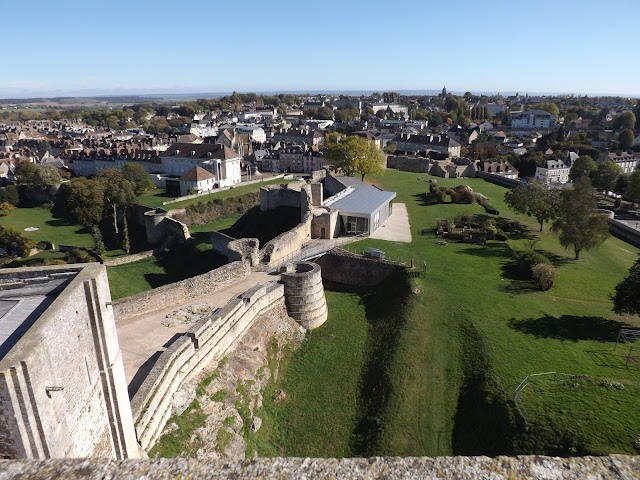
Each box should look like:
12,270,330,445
4,0,639,98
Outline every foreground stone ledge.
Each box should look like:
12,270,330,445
0,455,639,480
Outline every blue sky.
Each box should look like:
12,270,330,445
3,0,639,97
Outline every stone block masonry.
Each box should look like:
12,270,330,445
1,455,638,479
315,249,404,287
0,264,140,459
130,281,287,451
280,262,327,329
112,261,251,324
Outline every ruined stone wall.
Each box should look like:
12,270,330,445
259,212,312,266
311,207,339,239
130,282,286,451
103,251,154,266
259,184,313,266
210,233,260,266
314,249,404,287
0,264,139,460
259,181,306,212
387,155,432,173
475,171,523,188
112,261,251,323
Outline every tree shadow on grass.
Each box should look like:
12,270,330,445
540,250,573,268
508,315,628,342
413,192,433,207
458,242,512,259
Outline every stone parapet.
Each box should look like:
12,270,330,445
1,455,638,479
129,281,285,451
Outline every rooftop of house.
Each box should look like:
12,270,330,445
179,166,216,182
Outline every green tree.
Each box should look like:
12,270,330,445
121,217,130,255
92,225,105,260
569,155,597,182
534,102,560,117
122,163,154,195
64,177,105,227
626,170,640,202
592,160,623,192
96,169,136,236
615,174,629,194
618,128,634,149
14,161,37,186
32,165,62,190
612,255,640,316
504,182,560,231
551,177,610,260
325,136,385,181
613,111,636,130
0,185,19,206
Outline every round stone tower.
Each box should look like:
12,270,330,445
280,261,327,329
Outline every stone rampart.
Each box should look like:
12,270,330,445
387,155,432,173
315,249,404,287
280,262,327,329
129,282,286,451
112,261,251,323
475,171,523,188
609,218,640,248
103,251,154,266
2,455,638,479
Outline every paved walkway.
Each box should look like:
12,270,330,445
116,270,276,395
369,203,412,243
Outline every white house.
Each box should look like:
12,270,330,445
234,124,266,143
178,166,216,196
511,110,556,129
371,103,409,116
535,159,570,184
596,151,638,174
160,143,242,187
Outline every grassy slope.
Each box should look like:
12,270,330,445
252,169,639,457
358,170,639,455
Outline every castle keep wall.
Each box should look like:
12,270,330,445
0,264,140,459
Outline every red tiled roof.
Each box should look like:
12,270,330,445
179,166,215,182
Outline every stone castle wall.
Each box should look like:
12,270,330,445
386,155,432,173
0,264,139,459
280,262,327,329
259,181,306,211
130,282,286,451
314,249,404,287
112,261,251,324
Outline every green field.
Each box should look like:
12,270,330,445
250,169,640,457
0,203,93,247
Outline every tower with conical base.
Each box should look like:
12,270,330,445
280,261,328,329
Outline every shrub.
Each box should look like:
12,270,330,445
44,258,67,266
518,251,550,278
456,188,475,204
65,248,96,264
433,188,446,203
614,198,622,209
531,263,556,290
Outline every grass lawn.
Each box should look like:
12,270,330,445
137,177,293,209
252,169,640,457
0,204,93,247
107,231,227,300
